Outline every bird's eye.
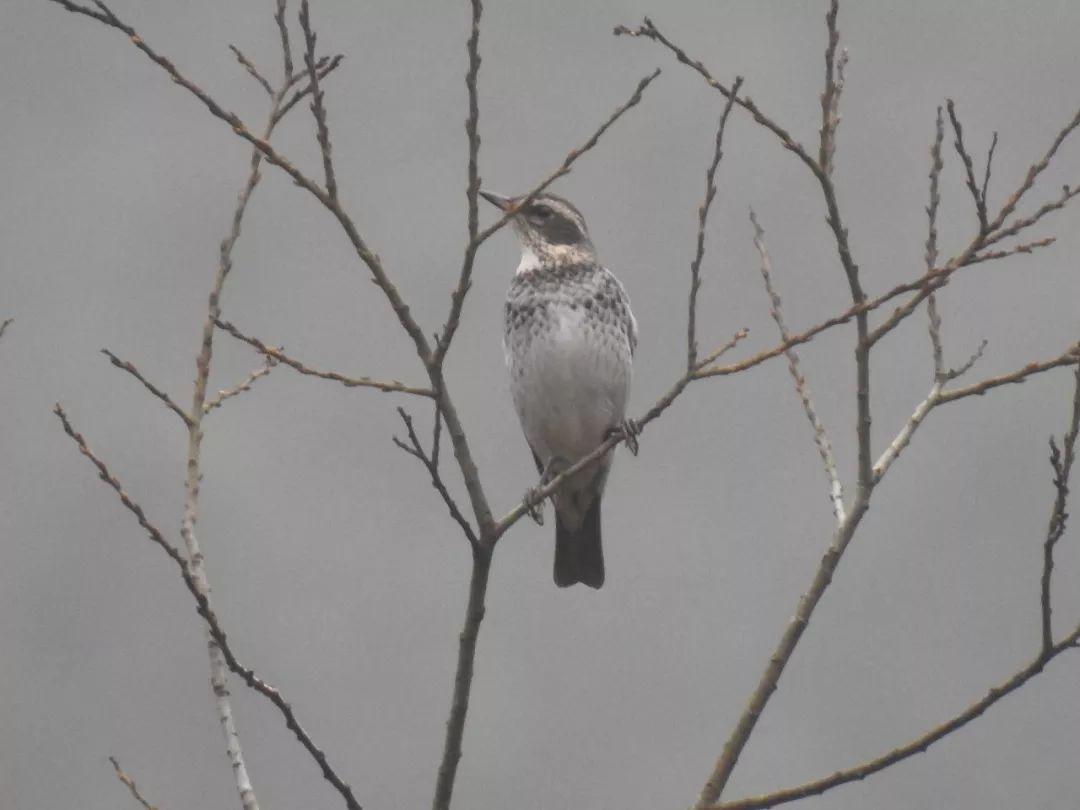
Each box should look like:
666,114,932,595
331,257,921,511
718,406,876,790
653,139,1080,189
529,206,552,223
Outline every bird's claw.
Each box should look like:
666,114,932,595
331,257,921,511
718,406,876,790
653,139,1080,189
607,419,640,456
523,486,545,525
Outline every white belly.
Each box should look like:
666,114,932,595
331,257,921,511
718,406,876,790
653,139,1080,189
508,305,632,465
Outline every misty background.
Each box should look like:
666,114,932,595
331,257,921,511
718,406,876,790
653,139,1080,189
3,1,1079,808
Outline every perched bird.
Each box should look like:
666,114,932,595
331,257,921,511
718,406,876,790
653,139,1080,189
482,190,638,589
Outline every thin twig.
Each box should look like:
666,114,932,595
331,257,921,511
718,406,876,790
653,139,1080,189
818,0,846,177
203,356,277,414
471,68,662,249
298,0,337,200
982,183,1080,249
750,210,844,523
987,104,1080,234
274,54,344,125
54,404,362,810
45,0,503,549
229,44,272,95
712,623,1080,810
687,75,743,371
428,19,484,806
946,99,988,234
936,344,1080,405
429,0,483,373
925,106,946,380
273,0,294,82
621,17,1076,368
874,344,1075,482
866,235,1055,348
0,318,13,343
392,407,478,547
651,6,875,801
109,756,158,810
434,65,662,370
944,339,988,382
981,130,998,208
101,349,194,428
215,319,433,397
1042,365,1080,651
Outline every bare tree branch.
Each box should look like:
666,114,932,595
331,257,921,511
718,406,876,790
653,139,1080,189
392,406,478,547
0,318,11,343
968,235,1057,265
229,44,272,95
688,75,743,371
1042,365,1080,650
435,66,663,369
273,0,294,83
936,344,1080,405
749,209,844,523
946,99,988,234
987,104,1080,234
818,0,847,177
981,182,1080,250
215,319,434,397
100,349,194,428
54,404,362,810
429,6,486,807
874,344,1077,483
470,68,662,250
298,0,337,200
429,0,483,373
712,623,1080,810
274,54,344,126
203,356,277,414
109,756,159,810
925,106,946,380
981,130,998,208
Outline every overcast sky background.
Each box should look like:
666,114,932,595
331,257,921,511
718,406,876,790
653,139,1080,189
3,1,1080,809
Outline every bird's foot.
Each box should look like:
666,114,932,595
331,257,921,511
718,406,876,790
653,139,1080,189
522,485,546,526
607,419,640,456
522,456,567,527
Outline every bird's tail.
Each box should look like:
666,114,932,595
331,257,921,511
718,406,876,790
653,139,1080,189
554,497,604,589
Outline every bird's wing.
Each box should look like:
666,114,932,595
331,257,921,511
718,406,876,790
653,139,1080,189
604,268,638,356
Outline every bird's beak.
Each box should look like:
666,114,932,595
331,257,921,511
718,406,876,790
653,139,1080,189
480,189,515,211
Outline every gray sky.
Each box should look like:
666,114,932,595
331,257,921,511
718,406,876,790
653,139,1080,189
3,1,1079,809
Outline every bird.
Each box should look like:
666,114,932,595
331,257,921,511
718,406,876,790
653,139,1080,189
481,189,638,589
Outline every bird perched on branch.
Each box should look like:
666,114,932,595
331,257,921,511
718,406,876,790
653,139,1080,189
482,190,638,589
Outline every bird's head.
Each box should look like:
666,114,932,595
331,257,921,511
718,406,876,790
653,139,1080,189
480,190,597,269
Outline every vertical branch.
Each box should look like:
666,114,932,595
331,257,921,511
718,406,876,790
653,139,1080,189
274,0,294,83
431,5,490,809
1042,366,1080,651
749,210,844,523
298,0,337,200
432,547,492,810
687,75,743,371
925,106,946,380
946,99,988,235
697,6,874,806
176,70,296,810
433,0,483,368
981,131,998,208
818,0,847,177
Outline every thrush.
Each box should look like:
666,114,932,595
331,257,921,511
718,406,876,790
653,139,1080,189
482,190,638,589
